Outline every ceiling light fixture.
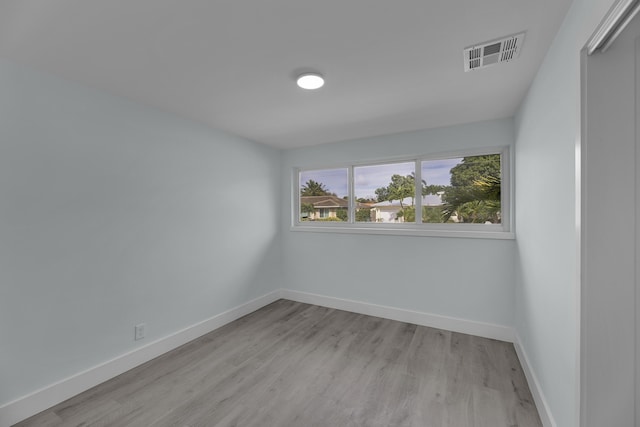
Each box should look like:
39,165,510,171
296,73,324,90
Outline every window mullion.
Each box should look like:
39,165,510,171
348,166,355,223
415,159,423,224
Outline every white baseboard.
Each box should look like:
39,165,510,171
513,334,557,427
0,290,283,427
280,289,515,342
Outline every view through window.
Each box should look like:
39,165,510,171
354,162,415,223
421,154,501,224
299,168,348,222
297,152,504,230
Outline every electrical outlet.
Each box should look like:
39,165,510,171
134,323,145,341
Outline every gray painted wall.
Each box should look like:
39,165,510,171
514,0,616,426
0,60,282,406
282,119,517,328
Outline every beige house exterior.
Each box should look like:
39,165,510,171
300,195,373,221
300,195,348,220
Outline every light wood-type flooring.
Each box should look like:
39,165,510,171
15,300,542,427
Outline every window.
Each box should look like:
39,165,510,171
355,162,415,223
293,148,512,239
299,168,348,222
421,154,502,225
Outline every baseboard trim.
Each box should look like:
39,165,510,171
280,289,515,342
0,290,283,427
513,334,557,427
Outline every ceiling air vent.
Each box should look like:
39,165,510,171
464,32,525,72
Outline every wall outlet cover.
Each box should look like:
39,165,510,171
134,323,145,341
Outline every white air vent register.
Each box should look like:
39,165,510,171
464,32,525,72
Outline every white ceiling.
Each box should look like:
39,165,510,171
0,0,573,149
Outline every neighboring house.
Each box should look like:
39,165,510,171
301,195,373,220
371,194,443,223
300,195,348,220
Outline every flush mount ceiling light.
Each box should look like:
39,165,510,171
296,73,324,90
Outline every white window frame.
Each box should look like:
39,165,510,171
292,146,514,239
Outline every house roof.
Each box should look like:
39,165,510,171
301,195,371,209
301,195,348,208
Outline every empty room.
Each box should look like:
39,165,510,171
1,0,638,426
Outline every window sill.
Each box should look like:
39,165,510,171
290,224,515,240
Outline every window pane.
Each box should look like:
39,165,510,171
299,168,348,222
355,162,415,223
421,154,501,224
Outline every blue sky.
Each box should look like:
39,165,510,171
354,162,414,199
300,168,349,198
300,158,462,200
422,158,462,188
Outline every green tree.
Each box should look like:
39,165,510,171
397,207,416,222
441,155,501,223
357,197,376,203
424,184,446,195
374,186,389,203
375,173,425,208
450,155,500,188
300,203,316,220
455,199,499,223
422,206,446,223
336,208,348,221
300,179,331,196
356,208,372,222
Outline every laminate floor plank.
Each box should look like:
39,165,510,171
143,305,340,427
184,308,362,427
14,300,542,427
124,305,333,427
